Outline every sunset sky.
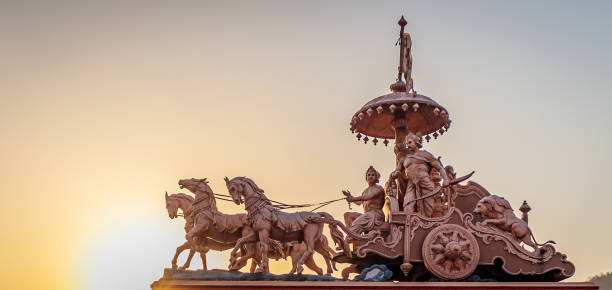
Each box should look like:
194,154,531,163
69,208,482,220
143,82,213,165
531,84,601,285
1,1,611,289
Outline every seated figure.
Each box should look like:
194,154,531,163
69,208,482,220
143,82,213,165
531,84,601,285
342,166,385,236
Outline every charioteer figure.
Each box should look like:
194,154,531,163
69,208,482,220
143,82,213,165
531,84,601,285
342,166,385,237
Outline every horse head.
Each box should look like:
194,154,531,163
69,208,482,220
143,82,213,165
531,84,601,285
165,191,179,219
178,178,212,197
165,191,195,219
226,176,265,206
225,177,244,205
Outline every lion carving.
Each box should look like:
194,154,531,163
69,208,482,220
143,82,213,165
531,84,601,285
474,195,553,252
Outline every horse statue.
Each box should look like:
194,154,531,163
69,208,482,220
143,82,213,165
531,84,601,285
229,235,338,275
284,236,338,275
165,192,207,269
225,176,349,274
176,178,284,272
181,178,247,248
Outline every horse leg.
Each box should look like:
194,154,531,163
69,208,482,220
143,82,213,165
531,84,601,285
249,257,258,273
180,248,196,270
232,240,260,271
200,249,209,271
230,232,256,260
230,250,253,271
289,257,297,274
315,237,334,275
256,229,270,273
172,241,190,269
287,248,298,274
296,225,317,275
305,254,323,276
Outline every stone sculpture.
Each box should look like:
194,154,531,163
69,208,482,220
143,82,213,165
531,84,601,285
474,195,554,252
171,178,277,272
284,236,337,275
391,133,450,217
156,16,577,284
165,192,208,270
225,176,348,274
342,166,385,238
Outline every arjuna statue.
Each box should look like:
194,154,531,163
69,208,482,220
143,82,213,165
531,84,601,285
391,133,450,217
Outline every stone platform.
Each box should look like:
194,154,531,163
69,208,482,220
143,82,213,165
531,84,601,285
150,280,597,290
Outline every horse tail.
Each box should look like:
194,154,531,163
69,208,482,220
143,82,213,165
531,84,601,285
317,212,352,258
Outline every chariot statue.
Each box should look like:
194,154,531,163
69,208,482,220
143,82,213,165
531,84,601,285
158,16,575,283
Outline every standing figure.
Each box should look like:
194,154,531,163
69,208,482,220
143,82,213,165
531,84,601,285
391,133,450,217
342,166,386,236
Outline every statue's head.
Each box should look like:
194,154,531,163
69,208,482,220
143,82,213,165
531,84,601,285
404,133,422,152
365,166,380,184
178,178,212,196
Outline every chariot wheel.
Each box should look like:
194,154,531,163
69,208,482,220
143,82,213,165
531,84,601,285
422,224,479,280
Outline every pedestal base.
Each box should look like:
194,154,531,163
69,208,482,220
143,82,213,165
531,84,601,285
151,280,597,290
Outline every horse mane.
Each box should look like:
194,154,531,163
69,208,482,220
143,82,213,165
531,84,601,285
169,193,195,204
230,176,265,195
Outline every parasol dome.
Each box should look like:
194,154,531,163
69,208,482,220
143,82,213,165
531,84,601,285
349,16,451,146
350,91,451,144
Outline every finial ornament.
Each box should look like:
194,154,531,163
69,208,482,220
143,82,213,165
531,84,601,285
398,16,413,93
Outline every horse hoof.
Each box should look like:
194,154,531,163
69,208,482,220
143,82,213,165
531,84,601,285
255,268,264,273
171,264,178,269
296,265,304,275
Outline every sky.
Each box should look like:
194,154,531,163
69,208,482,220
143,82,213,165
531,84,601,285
1,1,611,289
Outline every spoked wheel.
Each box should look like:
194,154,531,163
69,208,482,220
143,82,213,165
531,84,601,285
422,224,479,280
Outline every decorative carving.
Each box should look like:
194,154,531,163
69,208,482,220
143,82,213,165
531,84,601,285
422,224,479,280
409,214,448,242
354,232,403,259
464,214,555,264
473,195,554,252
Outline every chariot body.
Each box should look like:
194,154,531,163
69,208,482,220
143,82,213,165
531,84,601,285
332,17,575,282
335,178,575,281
